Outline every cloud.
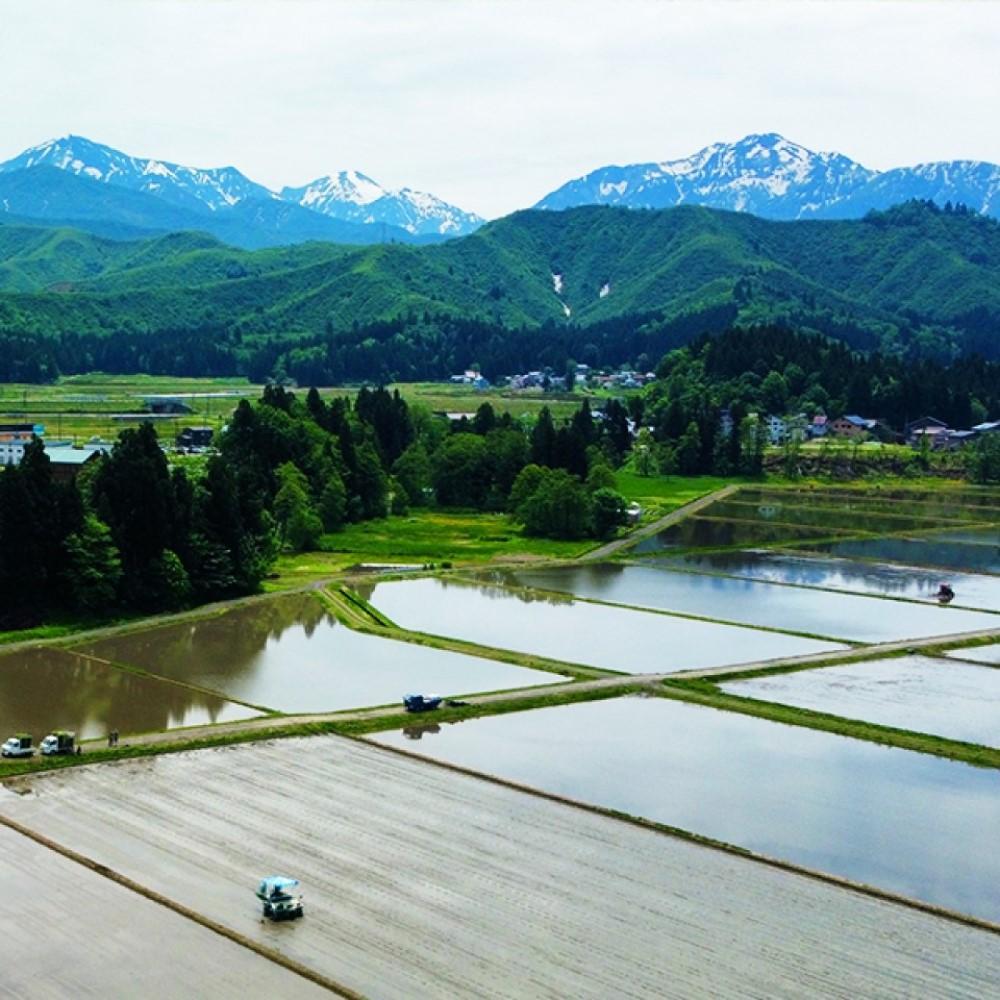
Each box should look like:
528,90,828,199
0,0,997,217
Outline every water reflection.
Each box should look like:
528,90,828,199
946,643,1000,666
806,535,1000,575
496,564,998,642
651,551,1000,611
373,697,1000,922
722,655,1000,747
366,577,843,673
633,516,842,554
78,594,566,713
0,648,256,739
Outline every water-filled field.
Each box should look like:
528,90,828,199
77,594,567,713
946,643,1000,665
373,696,1000,922
657,551,1000,611
805,534,1000,575
363,577,843,672
720,655,1000,746
0,647,258,738
497,564,998,642
634,486,1000,558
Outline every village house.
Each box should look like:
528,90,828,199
0,424,42,466
830,414,877,438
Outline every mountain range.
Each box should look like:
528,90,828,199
3,133,1000,251
0,136,482,248
535,133,1000,220
2,200,999,379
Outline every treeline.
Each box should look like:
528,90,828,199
0,306,739,384
0,427,273,628
628,325,1000,478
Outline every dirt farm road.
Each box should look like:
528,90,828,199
65,621,1000,754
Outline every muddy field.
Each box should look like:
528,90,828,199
0,817,326,998
2,737,998,998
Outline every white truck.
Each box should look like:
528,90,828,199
2,733,35,758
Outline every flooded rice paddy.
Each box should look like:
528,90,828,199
804,534,1000,575
496,564,998,642
0,647,257,738
77,594,567,713
655,551,1000,611
362,577,844,672
373,696,1000,922
720,655,1000,747
634,487,1000,558
946,643,1000,666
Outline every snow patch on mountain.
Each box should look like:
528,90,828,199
282,174,484,236
534,132,1000,222
0,135,275,213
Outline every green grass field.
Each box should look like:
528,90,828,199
319,509,593,564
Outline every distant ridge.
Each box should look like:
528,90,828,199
0,136,482,247
536,132,1000,220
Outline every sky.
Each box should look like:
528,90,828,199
1,0,998,218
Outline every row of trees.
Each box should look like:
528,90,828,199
0,426,274,628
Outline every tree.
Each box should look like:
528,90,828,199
516,468,592,540
274,462,322,551
62,515,123,612
432,433,491,507
565,358,577,394
968,433,1000,484
530,407,556,466
392,442,432,506
676,421,702,474
633,427,655,476
590,488,628,539
508,463,547,514
319,471,348,531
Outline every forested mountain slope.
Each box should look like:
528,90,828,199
0,200,998,380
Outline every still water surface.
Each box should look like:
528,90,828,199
722,655,1000,747
805,535,1000,575
653,551,1000,612
946,643,1000,666
78,594,566,713
373,696,1000,922
500,564,998,641
0,648,256,739
364,577,843,672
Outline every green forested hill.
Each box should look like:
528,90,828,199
1,200,998,380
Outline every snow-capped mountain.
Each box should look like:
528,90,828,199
0,135,275,214
281,171,484,236
535,133,1000,220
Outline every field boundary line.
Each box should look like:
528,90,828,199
356,734,1000,938
0,811,363,999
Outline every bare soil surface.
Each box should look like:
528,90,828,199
0,817,328,999
2,736,998,999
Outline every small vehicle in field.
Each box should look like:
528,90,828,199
40,731,76,756
2,733,35,758
403,693,443,713
256,876,304,921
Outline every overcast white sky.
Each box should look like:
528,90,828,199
1,0,998,217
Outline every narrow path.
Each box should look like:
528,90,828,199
63,622,1000,753
583,484,740,560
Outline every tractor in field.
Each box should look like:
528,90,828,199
256,877,304,921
